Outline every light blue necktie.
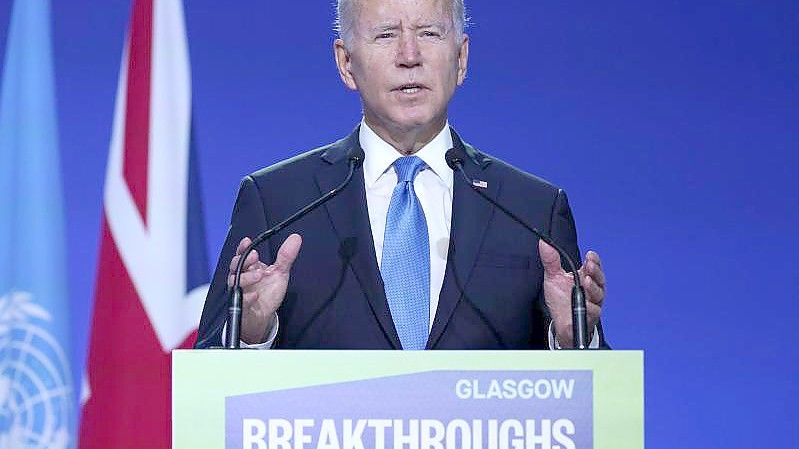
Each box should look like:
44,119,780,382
381,156,430,350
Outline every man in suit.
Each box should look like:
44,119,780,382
195,0,608,350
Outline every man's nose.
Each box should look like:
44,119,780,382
396,33,422,68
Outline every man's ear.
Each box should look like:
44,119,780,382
334,39,358,91
456,33,470,86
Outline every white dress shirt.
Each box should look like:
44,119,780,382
230,120,598,349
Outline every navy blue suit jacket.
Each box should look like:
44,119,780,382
195,128,606,349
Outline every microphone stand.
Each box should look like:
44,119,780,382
225,154,362,349
446,151,589,349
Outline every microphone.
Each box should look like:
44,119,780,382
225,148,365,349
444,148,590,349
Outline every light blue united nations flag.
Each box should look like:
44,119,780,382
0,1,76,448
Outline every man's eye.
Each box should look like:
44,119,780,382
376,33,395,39
422,31,441,38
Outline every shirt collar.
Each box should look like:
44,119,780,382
360,119,454,189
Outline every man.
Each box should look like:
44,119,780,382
195,0,607,350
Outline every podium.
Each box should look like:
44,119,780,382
173,350,643,449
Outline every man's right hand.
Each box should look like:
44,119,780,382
227,234,302,344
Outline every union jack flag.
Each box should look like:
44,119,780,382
79,0,208,447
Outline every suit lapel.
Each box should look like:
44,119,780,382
315,131,402,349
427,132,501,349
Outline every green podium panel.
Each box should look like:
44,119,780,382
173,350,643,449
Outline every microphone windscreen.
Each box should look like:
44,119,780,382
349,147,366,167
445,148,463,170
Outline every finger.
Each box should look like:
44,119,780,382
273,234,303,273
237,269,264,288
538,239,563,276
585,250,602,267
229,255,243,275
229,260,266,287
583,275,605,307
229,249,261,274
580,259,606,289
584,251,605,282
229,265,266,289
236,237,252,256
243,249,260,269
230,237,255,274
586,301,602,329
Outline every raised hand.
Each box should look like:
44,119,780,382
227,234,302,344
538,240,605,348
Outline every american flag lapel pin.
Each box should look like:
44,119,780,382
472,179,488,189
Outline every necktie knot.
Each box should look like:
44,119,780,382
393,156,426,183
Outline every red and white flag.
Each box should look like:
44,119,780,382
79,0,208,446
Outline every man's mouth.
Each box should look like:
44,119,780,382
394,83,427,94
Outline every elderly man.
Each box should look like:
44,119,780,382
195,0,607,350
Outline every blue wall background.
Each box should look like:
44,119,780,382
1,1,797,447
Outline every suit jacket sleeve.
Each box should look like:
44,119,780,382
194,176,270,348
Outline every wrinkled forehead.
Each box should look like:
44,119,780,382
354,0,454,31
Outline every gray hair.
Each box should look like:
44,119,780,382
335,0,468,46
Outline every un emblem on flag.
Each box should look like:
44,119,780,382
0,291,72,449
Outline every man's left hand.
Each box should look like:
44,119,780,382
538,240,606,348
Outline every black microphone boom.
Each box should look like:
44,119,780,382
225,149,364,349
444,149,590,349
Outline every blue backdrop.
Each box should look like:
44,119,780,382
1,1,797,447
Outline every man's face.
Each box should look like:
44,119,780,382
335,0,469,138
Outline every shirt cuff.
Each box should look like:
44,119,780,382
548,322,600,350
221,312,279,349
